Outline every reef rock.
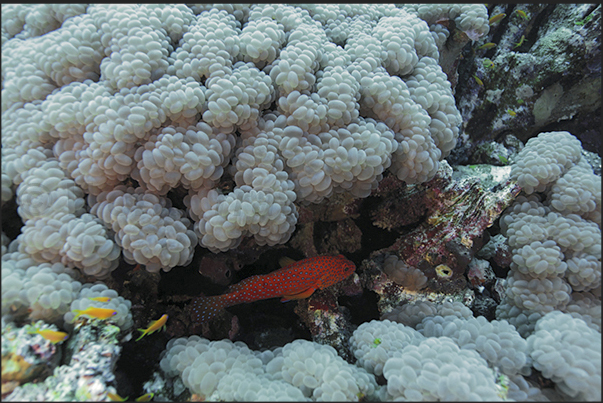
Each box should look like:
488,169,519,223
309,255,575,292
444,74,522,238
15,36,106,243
5,320,122,401
454,3,601,162
360,161,519,314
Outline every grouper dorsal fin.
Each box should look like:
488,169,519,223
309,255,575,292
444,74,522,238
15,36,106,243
278,256,296,268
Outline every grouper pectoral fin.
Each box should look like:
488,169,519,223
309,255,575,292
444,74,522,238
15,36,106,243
280,287,316,302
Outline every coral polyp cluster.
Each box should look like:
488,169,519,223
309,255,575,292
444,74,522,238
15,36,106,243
2,3,479,272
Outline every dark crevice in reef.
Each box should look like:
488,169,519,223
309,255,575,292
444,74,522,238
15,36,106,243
165,186,189,211
339,288,381,326
529,4,557,46
353,195,402,259
236,246,303,278
540,109,602,156
230,297,313,350
114,337,166,400
158,247,221,298
1,196,23,242
312,219,333,254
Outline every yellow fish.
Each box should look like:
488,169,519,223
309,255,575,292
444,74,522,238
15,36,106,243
89,296,112,303
514,35,525,49
482,58,495,69
507,109,517,117
516,10,529,20
107,392,129,401
477,42,497,50
135,392,154,402
73,307,117,320
136,314,168,341
27,328,68,344
489,13,506,25
472,75,484,86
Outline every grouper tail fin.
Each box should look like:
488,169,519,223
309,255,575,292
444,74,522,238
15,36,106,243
190,292,244,323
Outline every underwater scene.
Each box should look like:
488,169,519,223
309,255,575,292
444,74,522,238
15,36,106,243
1,3,601,401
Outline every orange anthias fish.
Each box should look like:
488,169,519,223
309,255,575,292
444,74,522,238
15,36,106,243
107,392,129,402
88,296,112,303
136,314,168,341
27,328,69,344
191,254,356,323
135,392,154,402
73,307,117,320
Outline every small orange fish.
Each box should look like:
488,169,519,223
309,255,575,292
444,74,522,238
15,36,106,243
135,392,154,402
477,42,497,50
27,328,68,344
107,392,129,402
136,314,168,341
89,296,112,303
489,13,506,25
191,255,356,323
73,307,117,320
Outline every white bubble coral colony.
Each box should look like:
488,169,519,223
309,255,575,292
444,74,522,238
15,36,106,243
382,337,502,401
497,131,601,323
2,4,489,272
349,319,425,376
155,312,602,401
159,336,378,401
527,311,601,401
382,254,428,291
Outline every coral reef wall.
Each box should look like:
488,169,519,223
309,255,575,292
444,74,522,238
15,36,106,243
453,4,601,162
1,3,600,402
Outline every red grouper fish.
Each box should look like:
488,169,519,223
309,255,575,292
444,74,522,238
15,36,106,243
191,254,356,323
